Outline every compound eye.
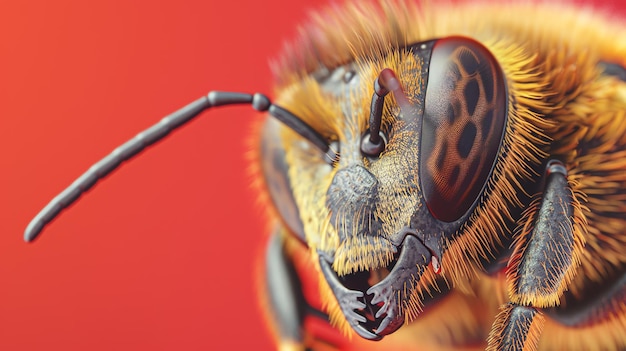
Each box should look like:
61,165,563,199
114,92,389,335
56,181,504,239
419,37,507,222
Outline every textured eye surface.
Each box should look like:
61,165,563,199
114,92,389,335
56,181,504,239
419,37,507,222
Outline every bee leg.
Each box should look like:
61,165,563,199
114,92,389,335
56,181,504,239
487,160,577,351
487,303,545,351
265,229,343,351
264,230,307,350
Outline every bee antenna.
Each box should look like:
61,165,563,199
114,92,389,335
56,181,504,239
24,91,333,242
362,68,409,156
368,72,389,147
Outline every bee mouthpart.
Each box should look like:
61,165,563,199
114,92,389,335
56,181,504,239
318,234,433,340
344,260,399,334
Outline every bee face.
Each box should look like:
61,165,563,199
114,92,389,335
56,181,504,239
261,36,509,338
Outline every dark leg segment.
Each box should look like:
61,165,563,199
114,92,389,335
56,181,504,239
488,304,545,351
264,230,342,350
509,160,576,307
265,231,307,345
488,161,578,350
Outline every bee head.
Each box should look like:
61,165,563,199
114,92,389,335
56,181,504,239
260,36,509,339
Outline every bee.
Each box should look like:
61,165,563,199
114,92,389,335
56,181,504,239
25,0,626,350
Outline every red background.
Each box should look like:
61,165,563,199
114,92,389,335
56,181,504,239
0,0,623,350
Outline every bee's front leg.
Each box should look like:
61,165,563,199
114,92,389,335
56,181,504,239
487,160,582,351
